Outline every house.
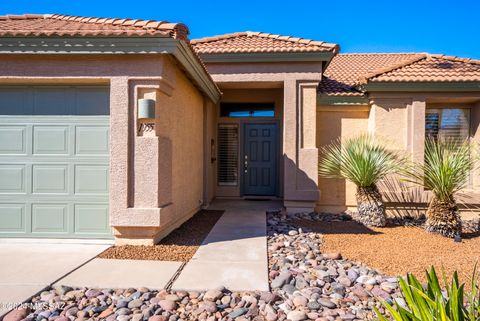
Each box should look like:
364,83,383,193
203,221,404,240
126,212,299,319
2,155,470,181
0,14,478,244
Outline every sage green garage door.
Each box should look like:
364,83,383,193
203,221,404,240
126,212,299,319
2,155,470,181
0,86,111,238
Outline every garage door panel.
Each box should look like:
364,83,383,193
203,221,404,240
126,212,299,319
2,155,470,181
0,85,111,239
75,87,110,115
0,126,26,154
0,203,25,232
0,88,28,115
32,87,73,115
75,165,109,195
32,165,69,194
74,204,109,234
75,126,109,155
0,164,26,193
31,203,68,233
33,126,69,155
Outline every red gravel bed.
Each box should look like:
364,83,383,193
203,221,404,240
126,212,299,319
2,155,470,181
98,210,224,262
295,219,480,283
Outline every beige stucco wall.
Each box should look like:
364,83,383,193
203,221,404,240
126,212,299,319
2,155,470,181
316,93,480,217
0,54,214,244
204,99,218,205
161,65,205,239
316,105,369,212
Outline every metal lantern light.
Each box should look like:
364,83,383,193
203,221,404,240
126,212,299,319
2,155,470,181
137,98,155,133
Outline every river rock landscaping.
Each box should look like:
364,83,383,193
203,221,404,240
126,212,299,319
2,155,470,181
5,210,404,321
295,212,480,284
98,210,224,262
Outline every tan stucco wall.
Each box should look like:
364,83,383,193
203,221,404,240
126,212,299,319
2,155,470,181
0,54,214,244
315,93,480,217
316,105,369,212
204,99,218,205
163,65,205,239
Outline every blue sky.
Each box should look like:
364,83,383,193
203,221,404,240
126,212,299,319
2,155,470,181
1,0,479,59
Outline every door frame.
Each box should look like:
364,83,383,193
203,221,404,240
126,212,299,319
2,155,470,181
240,120,280,197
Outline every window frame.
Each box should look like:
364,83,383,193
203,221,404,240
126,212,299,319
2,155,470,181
219,102,275,118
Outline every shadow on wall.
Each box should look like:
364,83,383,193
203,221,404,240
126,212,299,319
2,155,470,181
283,154,320,202
378,177,430,219
379,177,480,219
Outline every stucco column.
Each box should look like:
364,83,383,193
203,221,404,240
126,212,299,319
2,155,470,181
408,98,426,164
283,80,320,213
109,77,130,221
110,78,175,245
471,101,480,190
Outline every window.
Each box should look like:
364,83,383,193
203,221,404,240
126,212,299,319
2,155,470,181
426,108,472,187
426,108,470,142
220,103,275,118
218,124,239,186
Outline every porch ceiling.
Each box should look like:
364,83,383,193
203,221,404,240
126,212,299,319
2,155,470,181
216,81,283,89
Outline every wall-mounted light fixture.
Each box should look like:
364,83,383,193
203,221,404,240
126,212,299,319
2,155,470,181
137,98,155,133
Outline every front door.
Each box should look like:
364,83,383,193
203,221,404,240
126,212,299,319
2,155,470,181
243,123,277,196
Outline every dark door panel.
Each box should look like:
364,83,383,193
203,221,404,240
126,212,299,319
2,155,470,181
243,123,277,196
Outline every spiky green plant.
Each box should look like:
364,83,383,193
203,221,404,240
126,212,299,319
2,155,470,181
319,134,402,227
375,266,480,321
403,138,477,237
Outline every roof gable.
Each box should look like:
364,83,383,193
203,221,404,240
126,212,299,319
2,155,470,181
191,31,338,54
367,54,480,83
319,53,423,96
0,14,189,39
319,53,480,97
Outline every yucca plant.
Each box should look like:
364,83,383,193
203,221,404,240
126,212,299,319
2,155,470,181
319,134,402,227
375,266,480,321
403,138,477,238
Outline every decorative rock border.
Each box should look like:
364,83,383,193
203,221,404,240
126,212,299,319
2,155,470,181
4,210,406,321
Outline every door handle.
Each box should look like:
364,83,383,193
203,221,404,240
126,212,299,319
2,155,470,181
244,155,248,173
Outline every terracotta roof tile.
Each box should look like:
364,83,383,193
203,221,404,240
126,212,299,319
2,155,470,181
319,53,423,96
191,31,338,54
0,14,189,39
368,54,480,83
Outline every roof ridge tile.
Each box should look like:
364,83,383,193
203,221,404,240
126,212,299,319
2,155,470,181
358,54,427,84
191,31,339,54
0,13,190,40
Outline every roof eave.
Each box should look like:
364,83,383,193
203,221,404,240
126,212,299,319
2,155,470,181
0,36,221,103
197,51,336,63
363,81,480,92
317,94,369,106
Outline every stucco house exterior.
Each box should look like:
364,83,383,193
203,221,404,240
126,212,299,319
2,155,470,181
0,14,478,244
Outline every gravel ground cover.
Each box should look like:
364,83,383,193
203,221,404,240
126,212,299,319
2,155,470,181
297,217,480,283
98,210,224,262
5,210,407,321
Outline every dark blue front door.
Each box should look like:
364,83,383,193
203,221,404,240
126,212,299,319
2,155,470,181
243,123,277,196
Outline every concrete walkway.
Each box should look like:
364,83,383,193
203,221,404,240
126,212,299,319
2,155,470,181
172,200,281,291
0,241,111,315
57,259,182,289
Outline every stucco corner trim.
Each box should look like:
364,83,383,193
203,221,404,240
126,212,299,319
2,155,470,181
111,203,174,228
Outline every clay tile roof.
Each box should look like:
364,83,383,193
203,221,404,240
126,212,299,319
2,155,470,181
0,13,189,39
319,53,424,96
191,31,339,54
367,54,480,83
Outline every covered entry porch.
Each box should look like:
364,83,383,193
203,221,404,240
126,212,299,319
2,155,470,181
209,77,322,212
